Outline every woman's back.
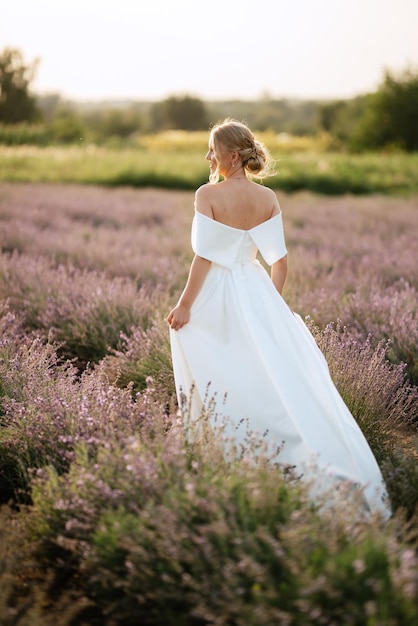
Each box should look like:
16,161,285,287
197,179,279,231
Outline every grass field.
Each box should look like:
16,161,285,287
1,132,418,195
0,183,417,624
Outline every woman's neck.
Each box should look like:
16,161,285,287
225,166,247,181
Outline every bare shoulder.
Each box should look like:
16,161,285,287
195,183,216,217
258,184,281,216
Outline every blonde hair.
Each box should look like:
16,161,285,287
208,118,273,184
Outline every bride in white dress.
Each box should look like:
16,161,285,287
167,119,389,517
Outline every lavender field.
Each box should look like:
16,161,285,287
0,182,417,625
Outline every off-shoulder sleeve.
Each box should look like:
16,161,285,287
250,212,287,265
191,212,243,268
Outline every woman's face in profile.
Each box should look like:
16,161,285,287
206,139,230,177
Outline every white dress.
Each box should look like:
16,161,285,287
170,210,390,517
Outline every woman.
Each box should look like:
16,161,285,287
167,119,389,517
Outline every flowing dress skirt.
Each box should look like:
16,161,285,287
170,260,389,517
170,211,390,517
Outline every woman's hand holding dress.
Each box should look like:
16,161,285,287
167,254,212,331
167,303,191,331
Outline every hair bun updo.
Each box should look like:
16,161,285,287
242,140,266,174
209,119,274,183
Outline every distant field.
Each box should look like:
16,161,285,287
1,131,417,195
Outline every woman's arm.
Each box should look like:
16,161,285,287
271,255,288,295
167,255,212,330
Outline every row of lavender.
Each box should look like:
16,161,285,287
0,184,417,624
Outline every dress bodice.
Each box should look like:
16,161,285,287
191,211,287,269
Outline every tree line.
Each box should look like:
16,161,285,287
1,47,417,151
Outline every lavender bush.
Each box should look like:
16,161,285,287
0,183,191,282
0,184,417,624
0,301,166,503
100,315,176,400
0,252,164,365
309,320,418,449
0,504,98,626
283,193,418,383
27,407,417,625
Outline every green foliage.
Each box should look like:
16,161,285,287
0,61,417,152
101,318,176,399
84,106,143,142
352,67,418,151
48,106,86,143
0,504,98,626
0,123,51,145
0,48,40,124
207,97,320,135
270,151,418,195
150,95,209,131
252,98,319,135
0,112,87,146
382,447,418,519
27,418,417,626
1,142,418,195
317,96,368,147
319,68,418,153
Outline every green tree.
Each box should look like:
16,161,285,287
151,95,208,131
317,96,368,146
0,47,40,123
48,105,86,143
317,100,347,134
87,106,143,141
352,67,418,151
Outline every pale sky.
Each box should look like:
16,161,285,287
2,0,418,102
